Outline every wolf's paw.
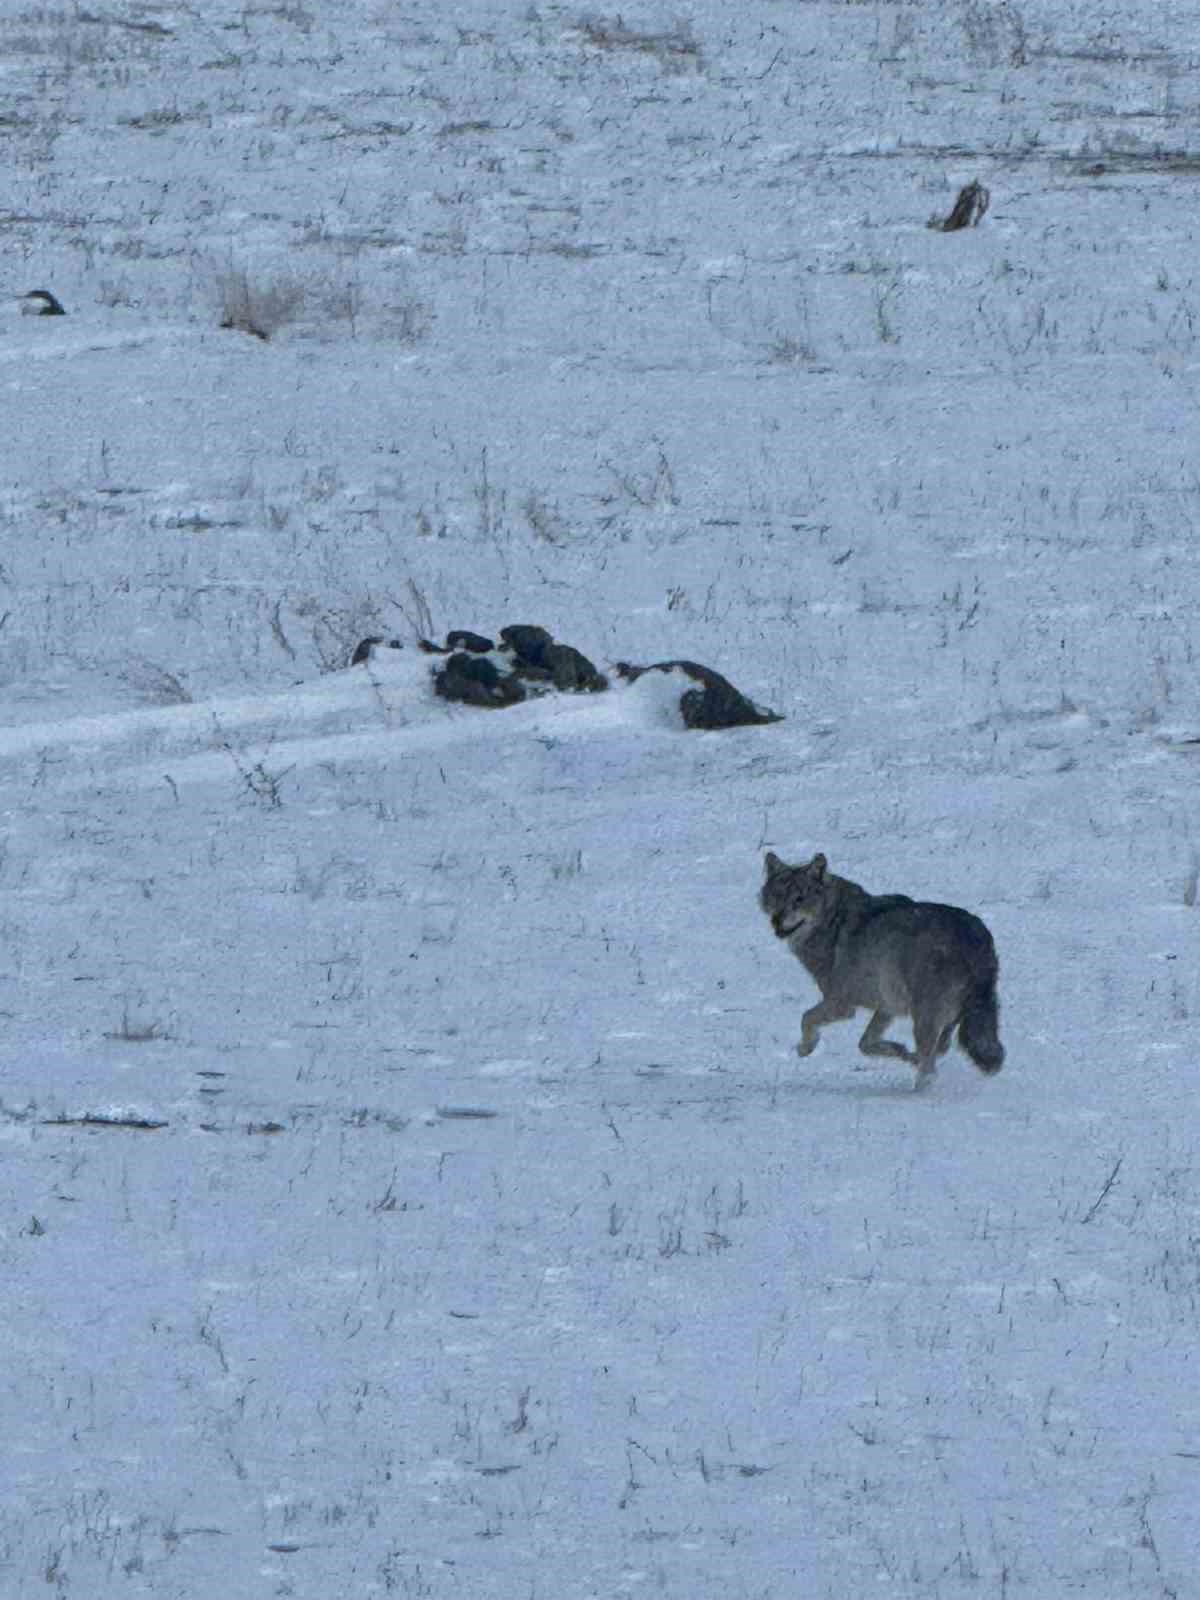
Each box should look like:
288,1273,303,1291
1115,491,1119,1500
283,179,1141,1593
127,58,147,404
796,1037,818,1057
913,1066,937,1090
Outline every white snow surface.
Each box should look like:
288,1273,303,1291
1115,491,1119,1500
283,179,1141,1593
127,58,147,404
2,2,1200,1595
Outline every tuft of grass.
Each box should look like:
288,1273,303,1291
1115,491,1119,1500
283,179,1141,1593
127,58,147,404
872,277,901,343
521,491,569,545
767,332,817,365
1183,854,1198,908
104,1008,170,1043
574,15,704,73
287,593,391,673
959,1,1028,69
212,716,295,806
391,575,435,642
216,268,304,341
120,660,192,705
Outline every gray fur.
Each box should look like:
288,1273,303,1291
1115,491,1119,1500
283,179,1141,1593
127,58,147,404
760,851,1004,1086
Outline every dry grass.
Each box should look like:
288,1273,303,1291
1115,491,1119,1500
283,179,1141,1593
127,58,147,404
573,14,704,73
216,268,305,341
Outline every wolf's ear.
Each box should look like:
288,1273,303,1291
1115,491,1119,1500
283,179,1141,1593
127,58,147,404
763,851,786,877
809,853,827,879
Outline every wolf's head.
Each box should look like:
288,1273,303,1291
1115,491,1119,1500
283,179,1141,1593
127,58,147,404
760,851,830,941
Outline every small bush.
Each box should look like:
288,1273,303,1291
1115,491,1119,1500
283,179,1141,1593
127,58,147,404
216,268,304,341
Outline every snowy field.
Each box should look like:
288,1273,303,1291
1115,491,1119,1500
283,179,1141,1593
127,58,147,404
3,2,1200,1595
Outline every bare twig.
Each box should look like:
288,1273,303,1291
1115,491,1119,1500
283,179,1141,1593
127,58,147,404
1080,1155,1123,1223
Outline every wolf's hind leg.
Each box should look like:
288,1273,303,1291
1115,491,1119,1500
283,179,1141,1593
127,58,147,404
912,1012,951,1082
858,1009,917,1064
798,998,856,1057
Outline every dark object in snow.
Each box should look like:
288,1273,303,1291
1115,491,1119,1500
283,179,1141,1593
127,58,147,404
498,624,553,663
418,631,495,655
928,181,990,232
615,659,783,729
541,643,608,693
434,651,526,709
41,1114,168,1131
222,320,268,341
23,289,66,316
499,624,608,692
349,636,403,666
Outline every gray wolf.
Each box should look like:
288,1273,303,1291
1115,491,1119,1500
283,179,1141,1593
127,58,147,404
759,851,1003,1084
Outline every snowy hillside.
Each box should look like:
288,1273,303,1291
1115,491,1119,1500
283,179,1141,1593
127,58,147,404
2,2,1199,1596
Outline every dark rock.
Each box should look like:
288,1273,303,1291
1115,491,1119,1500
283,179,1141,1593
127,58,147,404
615,660,782,729
498,624,555,667
434,652,526,709
543,642,608,692
500,625,607,692
350,636,403,666
23,289,66,316
418,631,495,655
448,630,494,653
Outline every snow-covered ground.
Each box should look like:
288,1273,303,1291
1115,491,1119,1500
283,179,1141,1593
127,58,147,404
2,3,1199,1595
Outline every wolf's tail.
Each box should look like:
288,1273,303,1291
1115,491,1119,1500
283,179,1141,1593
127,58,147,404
958,977,1004,1074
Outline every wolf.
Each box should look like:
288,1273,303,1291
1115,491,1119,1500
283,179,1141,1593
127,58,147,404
759,851,1004,1084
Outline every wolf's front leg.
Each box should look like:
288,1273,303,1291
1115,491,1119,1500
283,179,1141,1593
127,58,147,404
797,998,855,1056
